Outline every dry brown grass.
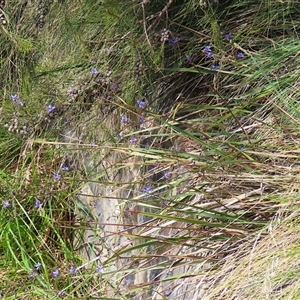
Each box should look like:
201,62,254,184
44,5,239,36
198,205,300,299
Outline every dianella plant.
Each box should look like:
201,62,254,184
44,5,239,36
0,0,300,299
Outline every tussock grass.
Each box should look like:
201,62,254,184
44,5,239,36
201,206,300,299
1,0,300,298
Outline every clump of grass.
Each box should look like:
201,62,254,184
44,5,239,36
200,206,300,299
1,0,300,299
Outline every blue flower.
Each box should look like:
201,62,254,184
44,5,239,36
225,33,233,41
90,68,98,74
240,145,246,150
129,137,138,143
203,46,214,58
47,104,56,113
115,133,123,140
137,99,146,108
237,51,244,58
168,36,179,45
3,200,10,208
110,83,119,90
61,165,69,171
34,199,42,209
28,271,38,279
138,117,145,124
69,267,78,274
53,173,61,180
11,94,19,101
96,265,103,273
185,54,193,63
90,141,96,146
17,101,26,107
142,186,152,193
35,262,42,271
205,51,213,58
163,171,170,179
121,115,128,123
52,269,59,278
211,64,219,71
203,46,212,53
57,290,65,297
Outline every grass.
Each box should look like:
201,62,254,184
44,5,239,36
1,0,300,299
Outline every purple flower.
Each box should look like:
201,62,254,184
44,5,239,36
11,94,19,101
115,133,123,140
237,51,244,58
90,68,98,74
47,104,56,113
90,141,96,146
35,262,42,271
203,46,214,58
142,186,152,193
203,45,212,53
57,290,65,297
28,271,38,279
18,101,25,107
211,64,219,71
110,83,119,90
137,99,146,108
129,137,138,143
168,36,179,45
225,33,233,41
52,269,59,278
53,173,61,180
96,265,103,273
185,54,193,63
34,199,42,209
61,165,69,171
69,267,78,274
138,117,145,124
163,171,170,179
240,145,246,150
205,51,213,58
121,115,128,123
3,200,10,208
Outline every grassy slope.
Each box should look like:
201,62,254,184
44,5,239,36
0,0,300,298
